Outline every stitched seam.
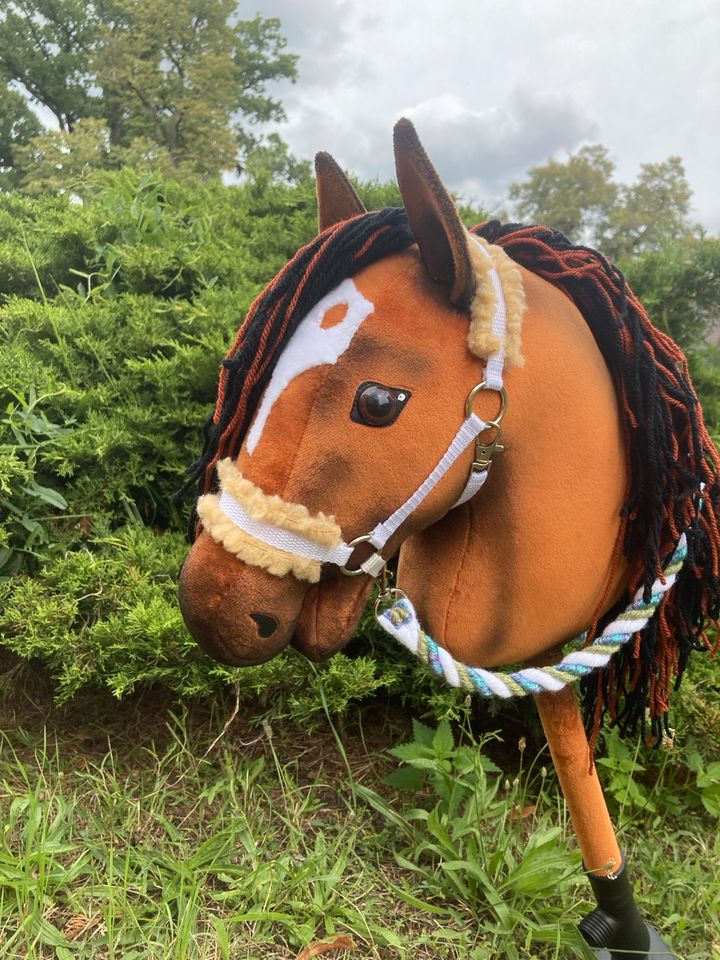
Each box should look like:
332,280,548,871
442,500,474,648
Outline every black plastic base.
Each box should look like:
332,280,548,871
591,924,677,958
579,859,678,958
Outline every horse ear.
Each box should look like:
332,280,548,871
315,152,366,232
393,118,474,309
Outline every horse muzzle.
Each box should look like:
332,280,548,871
178,530,306,666
178,529,374,667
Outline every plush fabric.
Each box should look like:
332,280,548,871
393,118,475,309
465,233,501,356
315,151,366,231
535,686,622,877
246,278,374,454
178,530,307,664
397,264,628,667
292,571,375,661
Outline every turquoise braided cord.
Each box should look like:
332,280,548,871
377,537,688,699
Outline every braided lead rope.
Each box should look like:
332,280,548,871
375,534,687,698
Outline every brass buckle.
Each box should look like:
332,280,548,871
465,381,508,475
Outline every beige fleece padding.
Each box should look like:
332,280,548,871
466,232,525,369
197,493,322,582
216,459,342,547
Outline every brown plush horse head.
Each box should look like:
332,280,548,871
178,119,720,742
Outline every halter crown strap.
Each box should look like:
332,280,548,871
471,235,507,391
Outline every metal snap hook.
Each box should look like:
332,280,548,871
472,424,505,472
373,565,407,615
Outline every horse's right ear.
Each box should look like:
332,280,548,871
393,118,474,310
315,152,366,232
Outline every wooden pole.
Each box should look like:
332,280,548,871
534,684,621,877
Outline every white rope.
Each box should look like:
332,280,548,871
375,534,688,697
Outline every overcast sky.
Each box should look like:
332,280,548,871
252,0,720,232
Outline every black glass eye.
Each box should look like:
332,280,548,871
351,381,411,427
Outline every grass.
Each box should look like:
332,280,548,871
0,656,718,959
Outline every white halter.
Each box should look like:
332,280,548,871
211,236,509,581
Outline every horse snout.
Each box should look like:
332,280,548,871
178,531,306,667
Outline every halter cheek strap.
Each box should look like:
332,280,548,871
214,405,493,580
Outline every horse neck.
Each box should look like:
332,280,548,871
397,267,630,668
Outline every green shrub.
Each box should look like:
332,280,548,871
0,386,72,578
0,170,471,721
0,522,436,720
0,193,95,301
0,170,718,739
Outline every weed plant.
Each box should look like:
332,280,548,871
0,673,717,959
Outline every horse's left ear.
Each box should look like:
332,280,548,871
393,118,474,310
315,152,366,232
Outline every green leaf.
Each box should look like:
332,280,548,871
412,718,436,748
24,482,68,509
383,766,425,792
388,741,432,763
432,719,454,756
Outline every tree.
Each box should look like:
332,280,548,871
0,2,104,132
599,157,693,261
508,145,619,244
508,145,697,261
0,0,297,185
0,86,42,189
14,118,168,195
623,237,720,353
241,133,311,186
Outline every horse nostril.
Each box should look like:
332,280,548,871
250,612,278,638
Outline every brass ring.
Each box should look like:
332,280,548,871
340,534,373,576
465,381,508,423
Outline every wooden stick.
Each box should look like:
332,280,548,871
534,685,621,877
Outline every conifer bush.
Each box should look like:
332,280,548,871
1,170,716,729
0,170,456,722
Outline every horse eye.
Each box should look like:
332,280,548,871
351,381,411,427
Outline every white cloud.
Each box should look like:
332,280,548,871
402,90,598,210
251,0,720,231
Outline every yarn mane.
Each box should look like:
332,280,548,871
182,207,414,505
475,221,720,745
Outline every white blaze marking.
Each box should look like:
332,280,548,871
246,278,374,454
